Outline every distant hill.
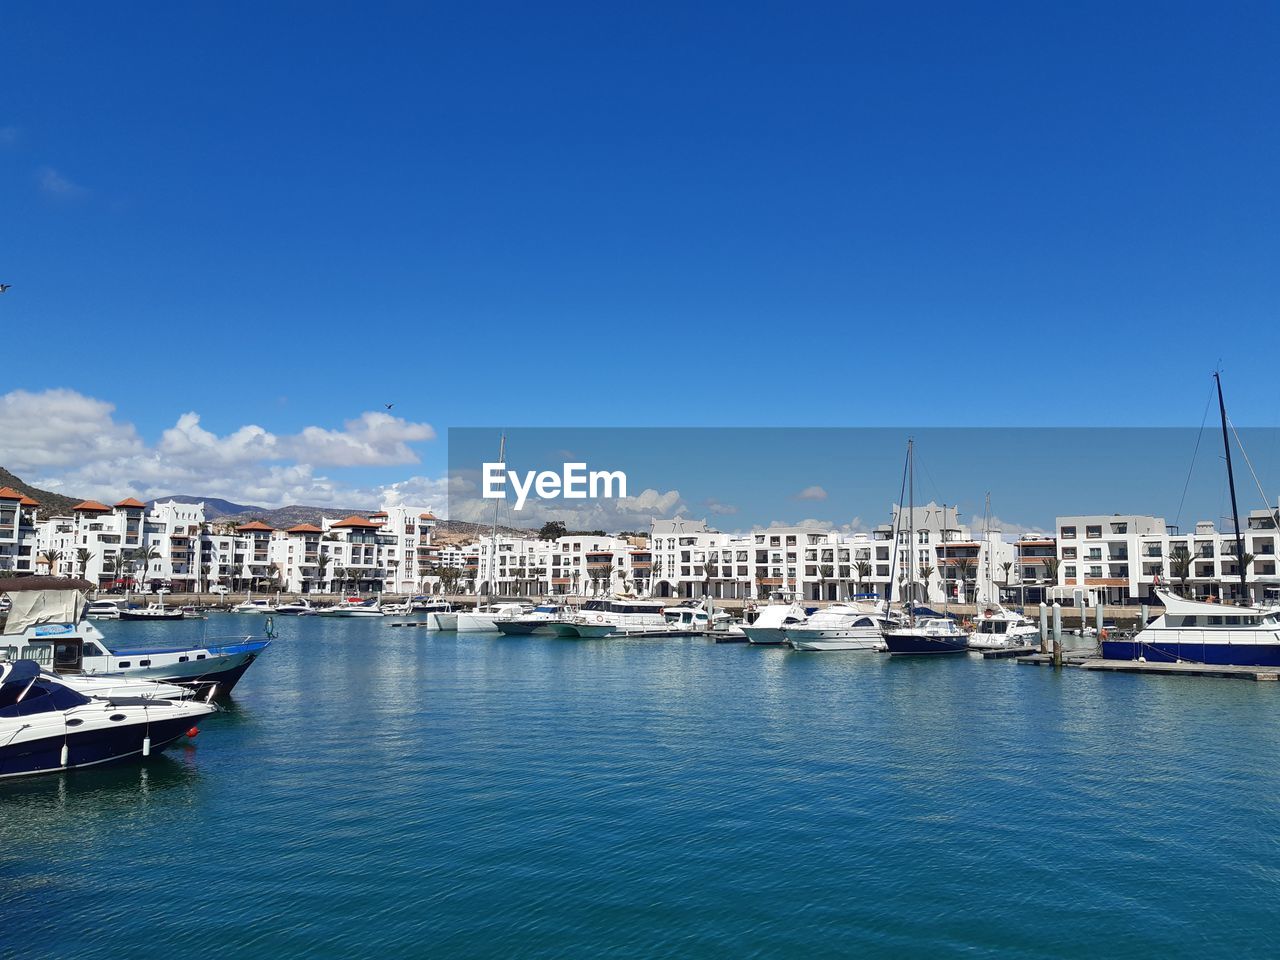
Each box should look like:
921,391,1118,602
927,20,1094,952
0,468,81,518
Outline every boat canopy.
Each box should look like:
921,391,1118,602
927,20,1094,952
1154,588,1268,617
2,587,89,636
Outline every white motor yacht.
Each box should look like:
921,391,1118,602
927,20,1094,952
967,603,1040,650
785,602,891,651
553,598,669,638
86,598,130,620
317,597,386,618
232,596,278,615
0,660,217,780
495,603,574,635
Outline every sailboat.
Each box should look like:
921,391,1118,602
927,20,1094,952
1101,373,1280,665
882,439,969,655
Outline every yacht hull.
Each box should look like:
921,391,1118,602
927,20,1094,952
456,613,500,632
1101,638,1280,666
743,627,788,645
0,713,204,780
426,612,458,630
884,633,968,655
787,631,883,652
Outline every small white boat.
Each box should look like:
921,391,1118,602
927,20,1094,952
232,597,277,615
742,601,807,645
317,597,386,618
275,599,316,615
457,602,530,632
86,598,130,620
967,603,1040,650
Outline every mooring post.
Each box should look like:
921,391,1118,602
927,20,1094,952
1052,602,1063,667
1096,600,1104,639
1039,602,1049,653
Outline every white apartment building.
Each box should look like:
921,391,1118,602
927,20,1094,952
2,492,441,595
1055,509,1280,605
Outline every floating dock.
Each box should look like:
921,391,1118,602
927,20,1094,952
1016,653,1280,681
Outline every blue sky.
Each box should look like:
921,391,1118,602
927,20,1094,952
1,3,1278,513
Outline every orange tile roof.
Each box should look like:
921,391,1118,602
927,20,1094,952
419,512,438,520
0,486,24,500
332,515,382,528
287,523,324,534
72,500,111,512
114,497,147,508
19,496,39,507
370,511,388,517
238,521,275,532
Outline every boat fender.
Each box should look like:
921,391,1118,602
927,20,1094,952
187,726,200,739
142,735,151,757
265,616,277,639
60,743,69,767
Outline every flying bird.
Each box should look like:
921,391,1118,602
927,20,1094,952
384,402,395,410
0,284,11,294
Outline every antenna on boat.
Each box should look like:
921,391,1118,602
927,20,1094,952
1214,372,1249,604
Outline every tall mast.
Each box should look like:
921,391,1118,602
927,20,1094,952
1215,373,1248,602
887,441,910,610
491,432,505,596
907,438,915,624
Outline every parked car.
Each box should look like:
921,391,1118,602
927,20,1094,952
209,585,230,596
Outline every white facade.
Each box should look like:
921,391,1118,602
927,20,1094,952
1055,508,1280,605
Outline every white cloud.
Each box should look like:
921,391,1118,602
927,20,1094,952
38,166,87,198
0,389,143,469
794,485,828,501
705,499,738,515
446,484,686,532
0,388,439,510
285,411,435,466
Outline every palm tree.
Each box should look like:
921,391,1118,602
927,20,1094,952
1168,545,1192,598
917,565,934,603
41,548,63,576
817,563,833,601
316,554,333,593
438,566,461,595
955,559,975,604
854,560,872,598
130,545,159,591
75,547,94,580
1000,560,1014,601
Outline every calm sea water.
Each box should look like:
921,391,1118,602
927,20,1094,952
4,614,1280,959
